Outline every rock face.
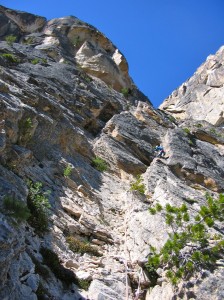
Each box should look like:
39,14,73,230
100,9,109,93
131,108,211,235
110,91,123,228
0,5,224,300
160,46,224,126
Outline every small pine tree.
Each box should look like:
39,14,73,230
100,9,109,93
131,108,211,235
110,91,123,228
147,194,224,285
130,175,146,195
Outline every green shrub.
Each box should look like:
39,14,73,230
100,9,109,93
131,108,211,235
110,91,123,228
27,180,51,233
31,57,47,65
72,36,81,47
188,139,194,146
5,35,17,46
31,58,40,65
91,156,108,172
121,87,131,98
148,203,162,215
147,194,224,285
183,127,191,135
78,279,91,290
19,117,33,131
3,196,30,222
209,128,222,137
63,164,72,178
18,117,33,145
130,175,146,195
66,236,102,257
168,115,176,123
0,53,20,63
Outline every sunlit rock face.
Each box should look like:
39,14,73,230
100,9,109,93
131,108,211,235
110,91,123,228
160,46,224,126
0,5,46,36
44,15,133,92
0,4,224,300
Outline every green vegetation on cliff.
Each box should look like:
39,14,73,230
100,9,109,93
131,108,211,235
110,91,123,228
147,194,224,285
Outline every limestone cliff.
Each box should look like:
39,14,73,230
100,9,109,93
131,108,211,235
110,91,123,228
159,46,224,126
0,5,223,300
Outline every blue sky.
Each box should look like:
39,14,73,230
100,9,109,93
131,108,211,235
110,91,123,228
1,0,224,107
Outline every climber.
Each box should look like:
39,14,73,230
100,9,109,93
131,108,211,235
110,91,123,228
154,145,165,158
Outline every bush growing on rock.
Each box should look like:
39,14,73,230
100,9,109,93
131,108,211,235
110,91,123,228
121,87,132,98
5,34,17,45
0,53,20,63
183,127,191,135
130,175,146,195
31,58,40,65
63,164,72,178
147,193,224,285
27,180,51,233
66,236,102,257
91,156,108,172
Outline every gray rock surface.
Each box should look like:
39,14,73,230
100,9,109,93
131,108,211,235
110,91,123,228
160,46,224,126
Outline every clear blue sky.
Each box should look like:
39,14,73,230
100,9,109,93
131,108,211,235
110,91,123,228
1,0,224,107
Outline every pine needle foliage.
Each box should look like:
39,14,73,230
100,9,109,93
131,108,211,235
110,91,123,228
147,194,224,285
130,175,146,195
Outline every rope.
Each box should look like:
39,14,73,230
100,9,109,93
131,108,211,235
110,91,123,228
124,193,129,300
134,267,143,299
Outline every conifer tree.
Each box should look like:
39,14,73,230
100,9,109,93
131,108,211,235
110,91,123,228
147,194,224,285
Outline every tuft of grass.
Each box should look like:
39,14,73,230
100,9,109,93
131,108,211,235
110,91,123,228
91,156,108,172
121,87,132,98
183,127,191,135
0,53,20,63
78,279,91,290
31,58,40,65
19,117,33,130
63,164,72,178
66,236,102,257
5,35,17,46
